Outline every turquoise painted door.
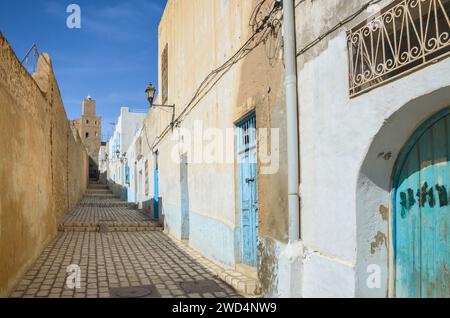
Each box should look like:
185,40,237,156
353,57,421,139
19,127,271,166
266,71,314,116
238,115,258,267
154,169,159,220
393,109,450,298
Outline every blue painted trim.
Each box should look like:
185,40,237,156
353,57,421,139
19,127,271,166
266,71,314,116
154,169,159,220
235,112,256,127
237,113,258,267
391,107,450,296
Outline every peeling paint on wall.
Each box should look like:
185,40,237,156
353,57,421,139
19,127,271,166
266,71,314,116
379,205,389,221
370,231,387,255
257,237,279,297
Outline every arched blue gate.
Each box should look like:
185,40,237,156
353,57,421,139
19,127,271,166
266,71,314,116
392,108,450,298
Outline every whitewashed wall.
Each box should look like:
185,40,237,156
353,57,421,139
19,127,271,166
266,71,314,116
297,28,450,297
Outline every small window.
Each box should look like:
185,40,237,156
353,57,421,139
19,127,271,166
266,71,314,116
95,132,99,137
85,133,89,139
86,120,90,124
95,121,98,125
161,43,169,104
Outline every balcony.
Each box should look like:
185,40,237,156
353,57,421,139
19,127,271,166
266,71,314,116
347,0,450,97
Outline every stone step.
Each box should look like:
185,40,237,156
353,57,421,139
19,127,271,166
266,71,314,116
84,193,118,198
86,190,113,194
88,185,109,189
78,202,137,208
58,223,163,233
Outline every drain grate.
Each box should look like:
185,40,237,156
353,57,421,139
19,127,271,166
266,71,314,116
109,286,161,298
179,280,225,294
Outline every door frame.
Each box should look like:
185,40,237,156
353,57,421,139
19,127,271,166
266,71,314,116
134,162,138,204
153,151,159,220
138,169,143,206
180,152,190,240
236,113,258,267
390,107,450,297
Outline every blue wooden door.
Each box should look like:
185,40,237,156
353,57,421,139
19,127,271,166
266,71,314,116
154,169,159,220
180,153,190,240
238,116,258,267
393,109,450,298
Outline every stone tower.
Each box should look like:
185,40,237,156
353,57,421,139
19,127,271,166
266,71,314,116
71,96,102,179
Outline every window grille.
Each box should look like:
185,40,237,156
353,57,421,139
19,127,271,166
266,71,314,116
347,0,450,97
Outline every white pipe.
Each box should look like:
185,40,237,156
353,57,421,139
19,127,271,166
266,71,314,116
282,0,300,242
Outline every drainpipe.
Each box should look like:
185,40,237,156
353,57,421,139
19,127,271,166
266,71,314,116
283,0,300,242
278,0,303,298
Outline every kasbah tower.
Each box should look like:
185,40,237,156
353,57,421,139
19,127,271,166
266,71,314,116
71,96,101,179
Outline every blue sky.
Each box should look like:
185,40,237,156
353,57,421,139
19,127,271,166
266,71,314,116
0,0,167,140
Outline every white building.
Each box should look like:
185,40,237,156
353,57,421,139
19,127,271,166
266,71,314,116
107,107,147,199
98,142,108,182
282,0,450,298
124,128,144,204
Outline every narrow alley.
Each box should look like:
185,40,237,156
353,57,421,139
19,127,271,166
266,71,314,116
9,182,239,298
1,0,449,302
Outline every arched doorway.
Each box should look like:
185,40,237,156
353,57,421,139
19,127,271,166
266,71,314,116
392,108,450,298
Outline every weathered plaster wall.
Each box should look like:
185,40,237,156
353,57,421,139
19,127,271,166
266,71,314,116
295,0,450,297
0,33,89,297
139,0,288,285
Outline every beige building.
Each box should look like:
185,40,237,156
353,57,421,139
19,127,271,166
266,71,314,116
71,97,102,178
125,0,450,298
123,0,289,297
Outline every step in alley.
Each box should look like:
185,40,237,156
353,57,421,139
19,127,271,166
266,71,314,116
10,183,240,298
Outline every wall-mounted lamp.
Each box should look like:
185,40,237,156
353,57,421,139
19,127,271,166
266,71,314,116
120,156,128,165
145,83,176,125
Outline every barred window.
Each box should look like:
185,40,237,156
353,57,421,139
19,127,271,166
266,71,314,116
348,0,450,97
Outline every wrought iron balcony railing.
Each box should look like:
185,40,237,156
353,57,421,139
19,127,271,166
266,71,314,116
347,0,450,97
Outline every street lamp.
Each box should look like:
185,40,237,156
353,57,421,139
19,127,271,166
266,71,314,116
120,153,128,164
145,83,176,124
145,83,156,106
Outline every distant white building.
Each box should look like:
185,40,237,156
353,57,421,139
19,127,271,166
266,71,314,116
106,107,147,199
98,142,108,182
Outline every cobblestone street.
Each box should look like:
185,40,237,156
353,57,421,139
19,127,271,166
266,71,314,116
10,183,240,298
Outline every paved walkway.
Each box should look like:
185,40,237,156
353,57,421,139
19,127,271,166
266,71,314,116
10,183,240,298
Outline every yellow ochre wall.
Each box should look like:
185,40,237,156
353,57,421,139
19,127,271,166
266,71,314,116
0,32,89,297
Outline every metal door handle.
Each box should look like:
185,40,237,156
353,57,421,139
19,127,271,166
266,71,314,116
245,178,255,183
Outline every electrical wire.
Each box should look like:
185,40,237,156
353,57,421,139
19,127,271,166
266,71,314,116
144,0,381,152
147,0,283,152
296,0,382,57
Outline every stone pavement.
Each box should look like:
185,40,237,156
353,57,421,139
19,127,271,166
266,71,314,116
59,183,158,232
10,182,240,298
